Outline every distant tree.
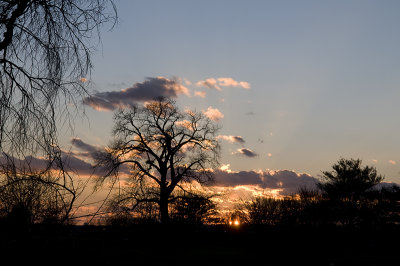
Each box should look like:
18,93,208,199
0,165,76,225
318,158,384,201
170,194,218,224
239,196,300,226
244,197,282,225
96,98,220,223
0,0,116,161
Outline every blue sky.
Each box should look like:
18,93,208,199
68,0,400,185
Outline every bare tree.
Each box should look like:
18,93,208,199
0,162,77,224
0,1,116,224
96,98,220,223
0,0,116,160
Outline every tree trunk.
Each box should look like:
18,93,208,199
160,191,169,224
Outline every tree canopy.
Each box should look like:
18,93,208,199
318,158,384,200
96,98,220,223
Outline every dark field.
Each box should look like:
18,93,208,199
1,224,399,265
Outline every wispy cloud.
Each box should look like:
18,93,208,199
194,90,207,98
217,135,245,144
203,106,224,121
183,78,192,86
0,138,133,177
235,148,258,158
217,77,250,89
83,77,189,111
196,78,221,91
196,77,250,91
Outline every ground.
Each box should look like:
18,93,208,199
1,224,399,265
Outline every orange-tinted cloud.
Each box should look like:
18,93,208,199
194,90,207,98
217,135,245,144
203,106,224,121
196,78,221,91
196,77,250,90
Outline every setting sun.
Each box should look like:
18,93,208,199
229,220,240,227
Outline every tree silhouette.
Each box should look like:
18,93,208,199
318,158,384,201
170,194,218,224
0,1,116,226
96,98,220,223
0,0,116,161
0,164,76,225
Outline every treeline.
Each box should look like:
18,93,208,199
107,158,400,227
235,184,400,227
0,158,399,228
231,158,400,227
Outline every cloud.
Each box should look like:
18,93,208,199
194,90,207,98
0,138,132,177
196,78,221,91
217,77,251,89
389,160,397,165
83,77,189,111
235,148,258,158
0,153,98,177
213,169,263,187
203,106,224,121
239,81,251,89
217,135,245,144
220,164,232,173
196,77,250,91
71,138,100,157
212,168,318,195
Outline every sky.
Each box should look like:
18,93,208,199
58,0,400,208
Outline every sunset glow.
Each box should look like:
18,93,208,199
6,0,400,223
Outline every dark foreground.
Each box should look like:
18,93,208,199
0,224,399,265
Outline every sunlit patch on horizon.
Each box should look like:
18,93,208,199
220,164,232,173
